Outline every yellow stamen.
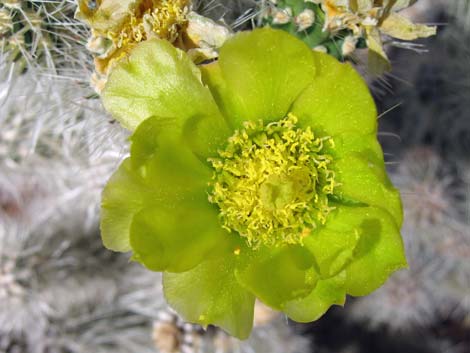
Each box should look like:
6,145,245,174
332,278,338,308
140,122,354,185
208,114,337,249
108,0,190,50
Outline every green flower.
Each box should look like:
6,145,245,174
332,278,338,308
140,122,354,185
100,28,406,339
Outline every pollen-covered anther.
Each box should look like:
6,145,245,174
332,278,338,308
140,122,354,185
208,114,338,249
108,0,190,50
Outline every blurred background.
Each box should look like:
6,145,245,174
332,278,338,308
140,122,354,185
0,0,468,352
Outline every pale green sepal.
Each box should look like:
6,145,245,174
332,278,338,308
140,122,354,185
284,272,346,322
292,52,377,136
163,255,256,339
210,28,316,128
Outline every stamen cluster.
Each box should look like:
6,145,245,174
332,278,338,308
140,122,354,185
110,0,190,48
209,114,338,248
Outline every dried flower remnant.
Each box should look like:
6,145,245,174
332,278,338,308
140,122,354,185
76,0,232,92
184,11,232,63
322,0,436,75
261,0,436,75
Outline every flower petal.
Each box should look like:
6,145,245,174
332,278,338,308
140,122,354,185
332,133,384,162
235,245,319,310
163,254,255,339
335,206,407,296
102,39,231,157
100,158,145,252
291,51,377,135
101,116,215,253
201,28,316,128
130,198,231,273
127,116,228,170
304,208,363,279
380,13,436,41
129,116,212,193
286,203,407,321
334,151,403,227
284,272,346,322
366,27,392,76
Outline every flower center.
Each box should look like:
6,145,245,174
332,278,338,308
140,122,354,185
208,113,338,249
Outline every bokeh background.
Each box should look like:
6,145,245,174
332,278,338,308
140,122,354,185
0,1,468,352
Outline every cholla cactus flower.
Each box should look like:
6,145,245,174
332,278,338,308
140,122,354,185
322,0,436,74
100,28,406,338
76,0,231,92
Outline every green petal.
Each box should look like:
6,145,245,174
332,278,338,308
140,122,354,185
235,245,319,310
100,158,145,252
304,208,362,279
130,197,230,273
129,136,223,271
286,203,408,321
332,133,384,162
334,151,403,227
291,52,377,136
130,116,212,195
201,28,316,128
284,272,346,323
163,254,255,339
101,116,215,253
102,39,230,158
336,206,407,296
